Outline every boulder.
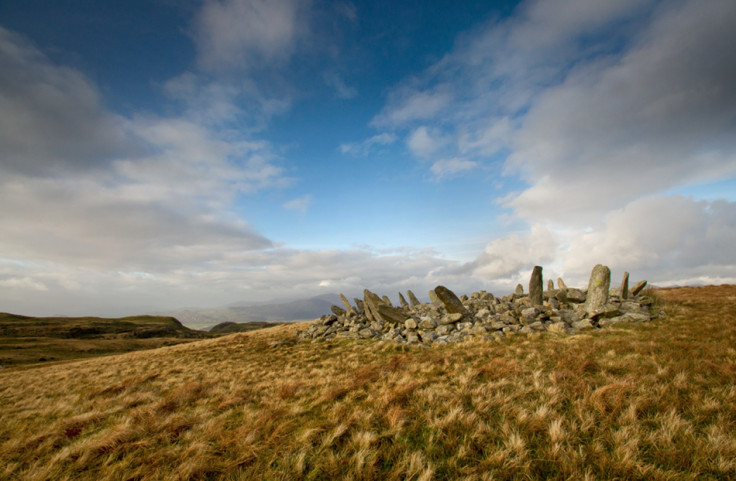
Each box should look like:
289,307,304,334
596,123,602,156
330,305,346,317
377,304,410,324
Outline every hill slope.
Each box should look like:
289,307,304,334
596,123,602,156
0,313,209,367
1,286,735,480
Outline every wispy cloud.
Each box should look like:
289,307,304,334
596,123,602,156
283,194,313,213
430,158,479,179
339,133,397,156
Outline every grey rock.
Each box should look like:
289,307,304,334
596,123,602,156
529,266,544,307
515,284,524,295
440,313,464,324
572,319,595,331
434,285,467,314
631,280,648,296
330,305,346,317
363,289,384,322
382,295,393,307
547,322,569,334
358,328,380,339
377,304,410,323
585,264,611,316
407,290,421,306
405,318,418,329
566,288,586,303
354,298,364,312
418,317,438,330
406,332,420,344
547,279,555,290
620,272,630,300
436,324,455,336
398,293,409,308
339,293,355,314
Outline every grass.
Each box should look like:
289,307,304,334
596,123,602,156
0,286,735,480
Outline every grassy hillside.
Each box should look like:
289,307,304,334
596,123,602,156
1,286,735,480
0,313,209,367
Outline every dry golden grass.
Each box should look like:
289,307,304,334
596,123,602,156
1,286,735,480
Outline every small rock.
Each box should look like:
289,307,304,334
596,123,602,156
440,313,464,324
405,318,418,329
572,319,595,331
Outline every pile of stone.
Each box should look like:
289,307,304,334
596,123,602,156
296,264,663,346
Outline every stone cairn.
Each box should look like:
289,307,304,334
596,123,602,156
296,264,661,346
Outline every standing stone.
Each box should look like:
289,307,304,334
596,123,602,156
529,266,543,307
557,278,568,289
382,295,393,307
354,298,364,312
398,293,409,308
620,272,630,300
547,279,555,291
433,286,467,315
363,289,384,322
515,284,524,295
407,290,421,306
585,264,611,316
428,290,441,305
631,280,647,296
339,293,354,314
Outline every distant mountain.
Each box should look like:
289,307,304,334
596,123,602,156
162,293,340,330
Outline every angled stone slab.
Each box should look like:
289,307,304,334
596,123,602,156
620,272,629,300
398,292,409,308
631,280,647,296
339,293,355,314
407,290,421,306
434,286,467,315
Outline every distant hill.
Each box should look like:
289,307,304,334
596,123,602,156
0,312,207,339
208,321,284,334
0,312,211,367
164,293,340,330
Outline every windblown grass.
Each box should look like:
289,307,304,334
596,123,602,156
1,286,735,480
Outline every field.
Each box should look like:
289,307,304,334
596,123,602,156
1,286,735,480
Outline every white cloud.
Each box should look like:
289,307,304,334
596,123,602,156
194,0,309,72
283,194,313,213
430,158,479,179
371,88,453,128
339,133,397,156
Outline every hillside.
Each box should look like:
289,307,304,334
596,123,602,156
0,313,209,367
1,286,735,480
208,321,284,334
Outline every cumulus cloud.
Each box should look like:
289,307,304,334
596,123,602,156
194,0,309,72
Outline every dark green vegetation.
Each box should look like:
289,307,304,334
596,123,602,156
0,313,209,367
208,321,284,334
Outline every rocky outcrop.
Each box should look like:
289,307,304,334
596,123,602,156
297,265,662,346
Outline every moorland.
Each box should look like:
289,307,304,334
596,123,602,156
0,286,735,480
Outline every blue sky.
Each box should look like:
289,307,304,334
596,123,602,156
1,0,735,316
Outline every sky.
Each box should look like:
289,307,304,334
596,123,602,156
1,0,735,317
